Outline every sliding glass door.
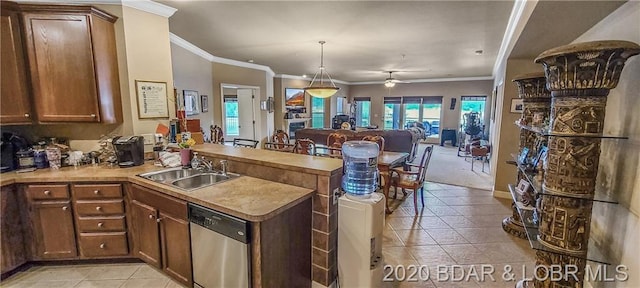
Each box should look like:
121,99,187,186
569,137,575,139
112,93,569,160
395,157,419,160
383,97,402,130
354,97,371,127
311,96,324,128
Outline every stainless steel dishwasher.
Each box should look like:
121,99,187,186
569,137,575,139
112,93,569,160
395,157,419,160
189,203,251,288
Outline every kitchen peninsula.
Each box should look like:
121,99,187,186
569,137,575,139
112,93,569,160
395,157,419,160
0,144,343,287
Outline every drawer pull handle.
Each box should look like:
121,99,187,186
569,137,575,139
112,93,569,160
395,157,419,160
96,206,102,211
156,217,163,223
44,190,51,195
62,206,68,211
99,243,105,249
97,222,104,227
94,190,100,195
90,114,96,118
24,113,30,118
148,214,155,219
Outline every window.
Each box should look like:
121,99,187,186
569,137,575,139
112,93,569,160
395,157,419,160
311,96,324,128
337,97,345,114
460,96,487,129
422,102,442,138
383,97,402,130
224,96,239,136
354,97,371,127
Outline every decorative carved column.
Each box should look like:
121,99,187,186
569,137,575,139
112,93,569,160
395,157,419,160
502,72,550,239
528,41,640,288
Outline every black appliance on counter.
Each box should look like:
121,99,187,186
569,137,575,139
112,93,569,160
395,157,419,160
1,132,30,173
113,136,144,167
332,114,356,130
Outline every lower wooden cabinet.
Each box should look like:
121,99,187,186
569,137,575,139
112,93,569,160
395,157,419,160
1,185,27,274
30,200,77,259
78,232,128,257
129,184,192,287
130,199,161,268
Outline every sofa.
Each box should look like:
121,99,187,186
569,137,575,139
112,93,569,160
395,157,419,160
294,128,421,161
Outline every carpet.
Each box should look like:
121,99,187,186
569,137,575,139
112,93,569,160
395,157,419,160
413,144,494,190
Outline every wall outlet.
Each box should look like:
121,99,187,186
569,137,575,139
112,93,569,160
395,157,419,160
333,188,340,204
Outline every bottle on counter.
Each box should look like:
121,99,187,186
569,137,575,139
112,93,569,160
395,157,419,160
34,142,49,169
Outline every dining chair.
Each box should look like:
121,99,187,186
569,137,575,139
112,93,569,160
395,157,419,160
293,138,316,155
326,132,348,157
389,145,434,214
362,135,385,153
232,138,259,148
210,125,224,144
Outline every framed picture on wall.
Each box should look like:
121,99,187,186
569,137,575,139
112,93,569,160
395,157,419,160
201,95,209,112
511,99,524,113
135,80,169,119
183,90,199,116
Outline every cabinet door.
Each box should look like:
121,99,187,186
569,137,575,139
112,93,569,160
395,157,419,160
22,12,100,122
31,201,77,259
0,186,27,273
130,200,161,268
159,212,192,287
0,2,32,124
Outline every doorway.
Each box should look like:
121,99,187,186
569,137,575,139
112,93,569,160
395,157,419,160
459,96,487,137
221,85,258,141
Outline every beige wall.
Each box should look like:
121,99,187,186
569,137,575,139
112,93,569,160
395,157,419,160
170,43,214,139
491,59,545,195
4,4,174,152
349,80,493,141
571,2,639,287
274,77,310,131
211,62,270,141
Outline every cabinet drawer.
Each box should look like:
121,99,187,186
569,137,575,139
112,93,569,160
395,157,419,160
27,184,69,200
79,232,128,257
75,200,124,216
73,184,122,199
77,216,126,232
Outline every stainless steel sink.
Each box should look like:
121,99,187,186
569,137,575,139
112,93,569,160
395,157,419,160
138,168,240,191
171,173,238,190
139,168,201,183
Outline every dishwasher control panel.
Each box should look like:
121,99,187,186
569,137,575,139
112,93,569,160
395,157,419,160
188,203,250,244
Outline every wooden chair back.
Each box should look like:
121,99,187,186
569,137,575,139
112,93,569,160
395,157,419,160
271,130,290,149
417,145,434,183
233,138,259,148
327,133,348,148
210,125,224,144
362,135,385,153
293,138,316,155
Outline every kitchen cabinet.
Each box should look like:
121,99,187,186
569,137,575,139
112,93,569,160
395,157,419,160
0,1,33,125
71,183,129,259
20,4,122,123
129,184,192,287
0,185,27,274
26,184,77,260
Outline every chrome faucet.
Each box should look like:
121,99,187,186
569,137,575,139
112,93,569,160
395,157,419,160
200,156,214,172
219,160,228,176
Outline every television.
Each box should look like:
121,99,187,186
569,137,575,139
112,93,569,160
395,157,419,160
285,88,305,108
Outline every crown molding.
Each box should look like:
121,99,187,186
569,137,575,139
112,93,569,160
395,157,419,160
122,0,176,18
350,76,493,85
492,0,538,77
170,33,276,76
274,74,350,85
13,0,177,17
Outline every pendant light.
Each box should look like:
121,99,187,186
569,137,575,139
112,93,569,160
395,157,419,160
304,41,339,98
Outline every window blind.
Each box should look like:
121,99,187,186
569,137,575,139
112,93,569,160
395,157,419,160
383,97,402,104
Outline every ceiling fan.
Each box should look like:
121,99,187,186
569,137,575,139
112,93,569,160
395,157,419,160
384,71,405,88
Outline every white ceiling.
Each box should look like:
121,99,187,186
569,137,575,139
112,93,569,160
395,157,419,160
157,0,514,82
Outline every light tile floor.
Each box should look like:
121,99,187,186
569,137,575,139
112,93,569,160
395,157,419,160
382,182,536,288
0,263,184,288
1,182,534,288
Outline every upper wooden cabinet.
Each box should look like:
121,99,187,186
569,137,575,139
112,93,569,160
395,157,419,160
20,4,122,123
0,1,33,125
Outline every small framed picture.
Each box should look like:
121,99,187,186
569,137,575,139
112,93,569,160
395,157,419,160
518,147,529,165
183,90,199,116
516,179,531,195
511,99,524,113
201,95,208,112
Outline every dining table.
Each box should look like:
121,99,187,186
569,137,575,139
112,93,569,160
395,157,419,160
377,151,409,213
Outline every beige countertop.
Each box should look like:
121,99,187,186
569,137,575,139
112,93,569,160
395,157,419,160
0,163,314,222
192,143,343,176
